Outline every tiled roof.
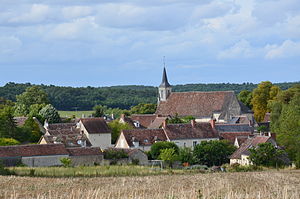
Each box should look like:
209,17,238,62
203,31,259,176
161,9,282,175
14,117,28,127
81,118,111,134
41,134,92,147
66,147,103,156
148,117,167,129
164,122,219,140
47,123,76,130
122,129,167,147
131,114,157,128
106,148,144,156
156,91,237,118
47,127,81,136
0,144,68,157
220,132,251,144
230,136,273,159
215,123,254,133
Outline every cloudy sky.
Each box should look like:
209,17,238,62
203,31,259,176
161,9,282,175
0,0,299,87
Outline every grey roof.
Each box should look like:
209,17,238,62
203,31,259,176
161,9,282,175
159,67,171,88
215,123,254,133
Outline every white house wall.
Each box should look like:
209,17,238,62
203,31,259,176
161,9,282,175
171,138,219,149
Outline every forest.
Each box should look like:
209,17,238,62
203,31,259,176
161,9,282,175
0,81,299,110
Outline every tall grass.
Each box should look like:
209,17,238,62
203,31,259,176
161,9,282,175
1,170,299,199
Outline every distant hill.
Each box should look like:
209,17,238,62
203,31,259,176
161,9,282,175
0,82,299,110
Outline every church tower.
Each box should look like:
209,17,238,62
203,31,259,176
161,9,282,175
158,67,172,102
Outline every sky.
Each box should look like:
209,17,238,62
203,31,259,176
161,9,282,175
0,0,299,87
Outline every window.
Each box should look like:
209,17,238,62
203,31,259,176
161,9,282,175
193,141,197,147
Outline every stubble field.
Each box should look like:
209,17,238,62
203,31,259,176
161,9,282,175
0,170,299,199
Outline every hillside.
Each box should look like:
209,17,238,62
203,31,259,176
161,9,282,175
0,82,299,110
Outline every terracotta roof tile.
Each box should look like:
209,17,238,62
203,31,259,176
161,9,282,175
148,117,167,129
66,147,103,156
47,123,76,130
220,132,251,144
122,129,167,147
0,144,68,157
131,114,157,128
81,118,111,134
164,122,219,140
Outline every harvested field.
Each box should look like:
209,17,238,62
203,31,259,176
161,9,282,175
1,170,299,199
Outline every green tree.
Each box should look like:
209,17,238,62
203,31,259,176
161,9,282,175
15,86,49,116
0,138,20,146
238,90,252,108
23,117,42,142
193,140,236,166
251,81,280,122
39,104,61,123
249,143,284,167
159,148,178,167
93,105,107,117
150,141,179,160
0,106,18,139
178,147,195,165
108,120,133,144
130,103,157,114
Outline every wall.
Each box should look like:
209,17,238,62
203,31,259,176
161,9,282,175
128,150,148,165
69,155,104,166
172,138,219,149
22,155,68,167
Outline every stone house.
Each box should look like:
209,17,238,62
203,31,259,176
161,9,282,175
155,67,253,123
230,135,277,166
115,120,219,150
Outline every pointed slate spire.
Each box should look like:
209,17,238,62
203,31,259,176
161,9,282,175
159,67,171,87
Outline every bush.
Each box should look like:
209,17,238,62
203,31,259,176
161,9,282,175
0,138,20,146
178,147,195,165
159,148,178,168
0,161,14,175
60,158,72,167
150,141,179,160
104,149,129,160
225,163,262,172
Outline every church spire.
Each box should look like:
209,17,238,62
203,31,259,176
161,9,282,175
159,67,171,88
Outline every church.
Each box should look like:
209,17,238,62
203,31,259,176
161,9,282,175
155,67,253,123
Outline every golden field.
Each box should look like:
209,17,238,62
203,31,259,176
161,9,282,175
0,170,299,199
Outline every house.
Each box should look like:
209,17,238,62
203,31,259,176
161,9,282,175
155,67,253,123
78,118,112,149
229,135,277,166
0,144,69,167
40,118,112,149
115,120,219,150
115,129,167,151
119,114,167,129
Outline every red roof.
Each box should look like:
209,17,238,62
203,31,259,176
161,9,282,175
131,114,157,128
164,122,219,140
81,118,111,134
230,136,274,159
156,91,236,118
220,132,251,144
122,129,167,147
66,147,103,156
0,144,68,157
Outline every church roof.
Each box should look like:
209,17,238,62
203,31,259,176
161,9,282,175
159,67,171,88
156,91,237,118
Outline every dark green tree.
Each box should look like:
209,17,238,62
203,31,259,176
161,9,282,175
238,90,252,108
249,143,284,167
178,147,195,165
193,140,236,166
130,103,157,114
150,141,179,160
108,120,133,144
0,106,18,139
93,105,107,117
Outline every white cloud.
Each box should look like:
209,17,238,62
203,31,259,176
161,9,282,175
265,40,300,59
62,6,93,19
9,4,50,24
218,40,258,59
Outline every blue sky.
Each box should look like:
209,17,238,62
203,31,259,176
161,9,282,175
0,0,299,87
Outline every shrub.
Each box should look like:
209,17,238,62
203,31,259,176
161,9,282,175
0,138,20,146
150,141,179,160
225,163,262,172
104,149,129,160
159,148,178,168
60,158,72,167
0,161,14,175
178,147,195,165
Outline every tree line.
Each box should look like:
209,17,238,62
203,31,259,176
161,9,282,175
0,82,298,110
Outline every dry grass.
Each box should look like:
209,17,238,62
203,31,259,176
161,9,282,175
0,170,299,199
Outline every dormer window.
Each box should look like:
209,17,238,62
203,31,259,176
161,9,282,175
144,139,149,143
134,121,140,128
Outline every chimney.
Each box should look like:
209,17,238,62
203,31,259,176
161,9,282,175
191,119,196,127
162,120,167,129
210,119,216,129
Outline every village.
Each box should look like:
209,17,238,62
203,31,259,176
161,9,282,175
0,68,291,169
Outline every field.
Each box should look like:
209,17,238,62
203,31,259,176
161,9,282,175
58,110,93,118
1,170,299,199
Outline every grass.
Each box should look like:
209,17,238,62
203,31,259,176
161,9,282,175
9,165,194,177
58,110,93,118
0,170,299,199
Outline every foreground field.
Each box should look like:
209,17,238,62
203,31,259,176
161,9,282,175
0,170,299,199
